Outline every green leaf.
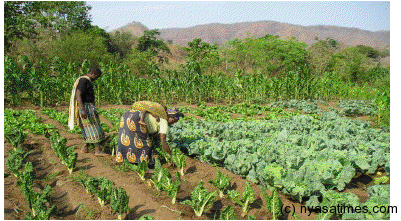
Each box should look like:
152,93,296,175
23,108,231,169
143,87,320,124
219,206,236,220
181,181,217,217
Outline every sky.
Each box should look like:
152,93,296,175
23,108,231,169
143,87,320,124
87,1,390,32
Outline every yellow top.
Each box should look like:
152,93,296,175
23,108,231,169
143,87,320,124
132,101,167,120
144,113,168,135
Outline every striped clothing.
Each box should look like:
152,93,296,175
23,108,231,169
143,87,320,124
78,103,105,143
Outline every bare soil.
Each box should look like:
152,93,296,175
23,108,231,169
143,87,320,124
4,102,384,220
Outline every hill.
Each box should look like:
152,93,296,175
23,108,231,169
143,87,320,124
112,20,389,49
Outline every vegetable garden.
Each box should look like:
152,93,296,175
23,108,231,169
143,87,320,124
4,2,391,219
4,99,390,220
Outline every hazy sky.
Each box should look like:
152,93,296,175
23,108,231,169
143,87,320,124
87,1,390,32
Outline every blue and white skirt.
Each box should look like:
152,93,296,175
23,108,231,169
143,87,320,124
78,103,105,143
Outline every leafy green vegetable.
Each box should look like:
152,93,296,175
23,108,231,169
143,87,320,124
48,130,78,173
181,181,217,217
316,190,360,220
138,215,155,220
29,185,56,219
97,178,115,206
110,135,118,156
19,162,55,220
168,112,390,202
110,187,129,220
6,148,32,177
161,171,181,204
5,127,27,150
151,158,166,191
20,162,35,209
260,186,283,220
342,184,390,220
219,206,236,220
66,146,78,174
373,176,389,185
134,160,149,181
84,176,115,206
227,182,255,217
156,146,172,163
171,148,186,176
209,168,231,198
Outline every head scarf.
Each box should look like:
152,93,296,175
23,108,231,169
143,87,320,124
131,101,168,120
167,108,184,120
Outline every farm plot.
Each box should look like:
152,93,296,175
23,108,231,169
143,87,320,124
4,100,390,220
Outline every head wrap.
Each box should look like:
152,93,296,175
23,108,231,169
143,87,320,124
167,108,184,120
131,101,168,120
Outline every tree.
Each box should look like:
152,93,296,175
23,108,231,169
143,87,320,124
330,47,368,83
183,38,221,71
53,29,109,64
110,31,137,58
4,1,37,51
354,45,380,59
136,29,171,63
4,1,92,51
225,35,308,76
307,39,335,75
86,26,114,54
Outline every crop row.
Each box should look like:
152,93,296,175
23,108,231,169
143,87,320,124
5,107,391,219
5,110,56,219
4,109,131,220
167,111,390,219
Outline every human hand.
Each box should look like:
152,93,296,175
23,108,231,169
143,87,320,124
80,110,88,119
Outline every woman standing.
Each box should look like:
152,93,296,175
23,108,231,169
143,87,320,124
116,101,183,165
68,64,107,156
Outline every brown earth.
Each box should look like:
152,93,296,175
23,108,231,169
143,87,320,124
4,102,385,220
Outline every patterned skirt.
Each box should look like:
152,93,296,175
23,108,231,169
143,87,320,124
116,110,155,165
78,103,105,143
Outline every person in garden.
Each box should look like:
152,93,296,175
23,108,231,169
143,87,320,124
68,64,107,156
115,101,184,166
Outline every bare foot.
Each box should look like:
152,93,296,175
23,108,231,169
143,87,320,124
81,144,89,153
95,151,108,157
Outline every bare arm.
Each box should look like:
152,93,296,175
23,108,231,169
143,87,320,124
76,89,87,119
159,133,171,156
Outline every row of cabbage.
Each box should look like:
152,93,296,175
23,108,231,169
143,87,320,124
167,111,390,209
269,99,378,116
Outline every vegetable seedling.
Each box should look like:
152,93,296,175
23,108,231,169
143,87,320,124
260,186,283,220
171,148,186,176
227,182,255,217
161,171,181,204
110,187,129,220
151,158,167,191
209,167,231,198
181,181,217,217
219,205,236,220
134,160,149,181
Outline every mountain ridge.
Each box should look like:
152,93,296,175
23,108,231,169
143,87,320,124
112,20,390,49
